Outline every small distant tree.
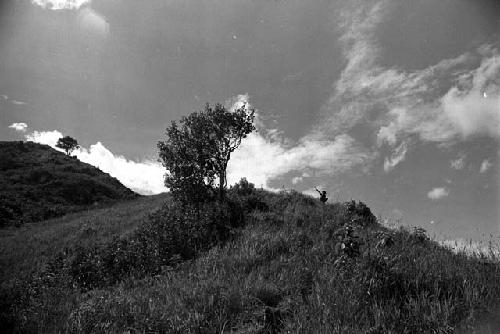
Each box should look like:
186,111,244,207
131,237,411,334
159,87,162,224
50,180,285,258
56,136,80,155
231,177,255,196
158,103,255,203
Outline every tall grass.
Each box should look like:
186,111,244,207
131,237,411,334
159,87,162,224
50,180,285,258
0,194,168,331
2,189,499,333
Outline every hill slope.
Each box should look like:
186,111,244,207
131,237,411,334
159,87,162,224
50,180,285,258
0,141,138,227
1,188,499,333
0,193,169,285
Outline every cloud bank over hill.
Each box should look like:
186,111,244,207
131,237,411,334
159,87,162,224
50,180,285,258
13,93,376,195
22,128,166,195
15,63,498,195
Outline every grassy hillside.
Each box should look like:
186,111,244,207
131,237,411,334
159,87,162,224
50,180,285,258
0,141,137,227
0,193,169,285
1,187,499,333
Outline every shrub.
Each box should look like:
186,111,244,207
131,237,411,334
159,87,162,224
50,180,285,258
56,136,80,156
332,224,363,258
411,226,430,244
229,179,269,213
344,200,377,226
67,199,245,290
231,177,256,196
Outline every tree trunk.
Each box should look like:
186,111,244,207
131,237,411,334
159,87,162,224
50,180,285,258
218,157,229,202
219,170,225,202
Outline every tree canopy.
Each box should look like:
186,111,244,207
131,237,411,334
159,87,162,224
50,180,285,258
158,103,255,203
56,136,80,156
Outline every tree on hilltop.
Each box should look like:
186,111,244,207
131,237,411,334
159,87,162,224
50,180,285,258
56,136,80,156
158,103,255,203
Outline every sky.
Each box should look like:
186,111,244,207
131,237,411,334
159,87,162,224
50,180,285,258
1,0,499,243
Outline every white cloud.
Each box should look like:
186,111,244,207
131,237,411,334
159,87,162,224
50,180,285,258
383,141,408,172
334,1,391,96
8,122,28,132
32,0,108,37
427,187,450,200
227,130,373,190
25,130,166,195
77,7,109,35
31,0,91,10
291,171,311,185
320,0,500,171
74,143,166,195
226,93,250,112
370,48,500,144
439,52,500,140
224,94,375,189
450,154,466,170
22,90,373,195
479,159,493,173
26,129,65,148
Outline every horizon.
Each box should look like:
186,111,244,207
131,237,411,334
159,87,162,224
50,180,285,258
1,0,499,243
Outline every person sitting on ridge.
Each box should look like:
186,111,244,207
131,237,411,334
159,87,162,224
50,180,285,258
315,187,328,204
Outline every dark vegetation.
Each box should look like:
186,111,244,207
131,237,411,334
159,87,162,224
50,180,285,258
56,136,80,156
0,141,137,227
1,180,499,333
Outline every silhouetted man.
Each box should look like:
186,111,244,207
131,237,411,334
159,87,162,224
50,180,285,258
315,187,328,204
